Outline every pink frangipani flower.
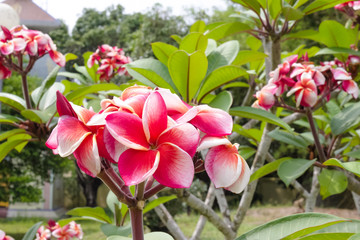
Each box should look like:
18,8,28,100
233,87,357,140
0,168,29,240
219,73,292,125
35,226,51,240
105,91,199,188
287,72,318,107
52,225,76,240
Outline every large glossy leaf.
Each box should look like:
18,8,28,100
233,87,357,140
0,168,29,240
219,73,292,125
168,50,208,102
268,129,309,149
0,113,21,125
345,149,360,159
238,146,257,160
222,82,249,89
197,66,247,102
232,50,268,66
318,169,348,199
316,47,360,57
323,158,360,177
151,42,178,66
0,129,26,141
208,91,233,112
250,157,291,182
21,109,43,123
330,102,360,135
101,224,131,237
9,133,32,152
22,221,43,240
66,207,112,224
236,213,345,240
129,68,175,92
0,139,31,162
83,51,99,83
205,22,252,41
38,82,65,110
269,0,282,19
230,106,293,132
283,6,305,20
58,72,87,84
190,20,206,33
315,219,360,234
231,0,261,14
303,0,350,15
66,83,122,103
74,63,93,82
206,40,240,76
298,233,355,240
106,191,121,214
32,65,61,107
0,92,26,111
278,159,316,186
179,32,208,54
143,195,177,214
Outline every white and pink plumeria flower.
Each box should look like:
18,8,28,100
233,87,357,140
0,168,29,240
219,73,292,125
47,85,250,194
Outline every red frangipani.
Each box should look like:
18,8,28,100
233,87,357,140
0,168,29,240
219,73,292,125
47,86,250,194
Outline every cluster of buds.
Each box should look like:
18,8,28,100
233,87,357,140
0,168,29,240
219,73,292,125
87,44,131,82
35,220,83,240
253,54,359,110
0,230,13,240
0,25,65,79
46,85,250,194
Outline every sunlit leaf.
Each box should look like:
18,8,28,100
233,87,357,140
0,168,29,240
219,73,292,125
323,158,360,177
318,169,348,199
151,42,178,66
143,195,177,214
66,207,112,224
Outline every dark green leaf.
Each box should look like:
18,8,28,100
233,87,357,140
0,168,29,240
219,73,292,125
66,83,122,103
298,233,355,240
208,91,233,112
144,195,177,214
318,169,348,199
278,159,316,186
330,102,360,135
22,221,43,240
236,213,344,240
238,146,257,160
101,224,131,237
250,157,291,182
345,149,360,159
283,6,305,20
66,207,112,223
268,129,309,149
230,106,293,132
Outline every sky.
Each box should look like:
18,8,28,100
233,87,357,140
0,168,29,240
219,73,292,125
31,0,230,32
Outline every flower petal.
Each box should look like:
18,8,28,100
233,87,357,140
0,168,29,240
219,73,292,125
46,125,58,150
157,88,189,115
71,103,96,124
121,85,152,100
190,105,233,136
225,155,250,194
118,149,159,186
157,123,199,157
74,134,101,177
56,91,77,117
105,112,149,150
103,126,127,163
0,41,14,55
343,80,359,99
205,144,242,188
125,94,147,118
57,116,91,157
197,135,231,151
153,143,194,188
142,91,167,144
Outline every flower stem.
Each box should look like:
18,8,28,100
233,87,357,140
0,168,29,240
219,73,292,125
144,183,166,200
129,206,144,240
305,107,327,163
20,73,32,109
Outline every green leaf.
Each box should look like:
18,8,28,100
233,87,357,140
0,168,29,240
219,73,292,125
168,50,208,102
222,82,249,90
106,232,174,240
293,0,309,9
0,92,26,111
83,51,99,83
101,224,131,237
198,66,247,102
58,72,87,84
318,169,348,199
0,139,30,162
32,65,61,107
231,0,261,14
129,68,175,92
246,36,262,51
179,33,208,54
236,213,345,240
316,47,360,57
9,133,32,152
330,102,360,135
20,110,43,123
0,129,26,141
66,83,122,103
303,0,350,15
238,146,257,160
315,219,360,233
205,22,252,41
250,157,291,182
208,91,233,112
232,50,268,65
298,233,355,240
0,113,21,125
323,158,360,177
283,6,305,20
143,195,177,214
283,220,347,240
106,191,121,214
38,82,65,110
349,233,360,240
268,129,309,149
170,35,182,44
22,221,43,240
269,0,282,19
278,159,316,186
66,207,112,224
317,20,357,48
151,42,178,66
345,149,360,159
230,106,293,132
190,20,206,33
65,52,78,62
205,39,217,56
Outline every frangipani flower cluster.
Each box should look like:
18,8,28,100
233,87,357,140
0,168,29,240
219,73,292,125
335,1,360,12
87,44,131,82
35,220,83,240
0,25,65,79
0,230,14,240
46,86,250,194
253,55,359,110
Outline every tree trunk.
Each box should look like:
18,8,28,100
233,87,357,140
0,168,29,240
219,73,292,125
305,166,320,212
75,164,102,207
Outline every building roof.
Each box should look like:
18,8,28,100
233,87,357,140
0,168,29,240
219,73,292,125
1,0,61,32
